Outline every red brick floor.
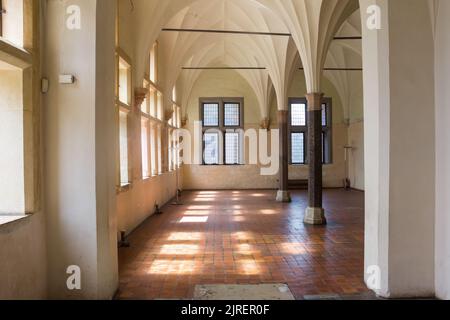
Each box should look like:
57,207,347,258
116,189,369,300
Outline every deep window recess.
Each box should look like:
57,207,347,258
288,97,333,165
200,98,244,165
0,0,33,217
0,0,24,48
115,51,132,187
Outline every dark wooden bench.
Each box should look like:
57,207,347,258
288,179,308,190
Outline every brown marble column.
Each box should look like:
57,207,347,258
304,93,326,224
276,110,291,202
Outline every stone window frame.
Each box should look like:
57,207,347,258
199,97,245,166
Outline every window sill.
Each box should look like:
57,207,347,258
290,163,334,167
0,38,32,69
0,215,29,228
201,164,245,166
116,183,132,194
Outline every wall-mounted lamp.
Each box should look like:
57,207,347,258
59,74,76,84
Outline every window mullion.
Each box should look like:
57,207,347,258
0,0,3,37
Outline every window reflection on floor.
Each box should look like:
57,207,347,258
118,190,367,300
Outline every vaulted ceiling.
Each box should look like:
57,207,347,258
130,0,362,117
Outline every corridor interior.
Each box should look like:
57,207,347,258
114,0,368,299
3,0,450,301
117,190,367,300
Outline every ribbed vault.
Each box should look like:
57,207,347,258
131,0,360,115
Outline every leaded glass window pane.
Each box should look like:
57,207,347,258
203,103,219,127
225,132,240,164
224,103,240,126
291,132,305,164
204,132,219,164
322,103,327,126
291,103,306,126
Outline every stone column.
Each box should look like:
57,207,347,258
304,93,326,224
276,110,291,202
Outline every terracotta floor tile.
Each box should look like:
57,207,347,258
116,189,369,300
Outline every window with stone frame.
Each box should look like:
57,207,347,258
200,98,244,165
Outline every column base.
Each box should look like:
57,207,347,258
276,190,291,203
304,207,327,225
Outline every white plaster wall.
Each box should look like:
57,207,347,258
347,70,365,191
348,121,364,191
118,0,135,58
361,0,435,298
0,214,47,299
184,165,277,190
434,0,450,300
117,172,180,235
387,0,435,297
44,0,118,299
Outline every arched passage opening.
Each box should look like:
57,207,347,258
115,0,373,300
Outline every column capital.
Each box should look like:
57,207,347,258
134,87,148,108
181,116,188,128
165,109,174,122
260,117,270,130
306,93,324,111
277,109,289,116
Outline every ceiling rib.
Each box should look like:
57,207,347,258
162,28,291,37
299,67,363,71
162,29,362,40
333,36,362,40
182,67,266,70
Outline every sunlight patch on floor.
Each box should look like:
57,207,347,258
180,216,209,223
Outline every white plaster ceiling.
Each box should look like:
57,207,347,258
130,0,361,117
